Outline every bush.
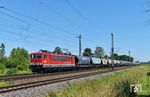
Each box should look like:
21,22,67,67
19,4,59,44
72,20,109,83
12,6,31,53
0,63,6,70
6,68,17,75
17,60,29,71
6,47,29,70
0,57,7,66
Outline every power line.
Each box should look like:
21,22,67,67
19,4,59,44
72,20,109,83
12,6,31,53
0,22,99,51
0,16,27,27
0,23,25,31
0,34,59,49
0,28,28,37
37,0,102,46
0,11,30,25
0,28,77,48
0,19,78,48
0,6,106,52
0,13,77,45
0,7,83,48
0,5,107,54
37,0,81,29
0,20,77,46
1,7,76,36
64,0,102,31
1,7,102,46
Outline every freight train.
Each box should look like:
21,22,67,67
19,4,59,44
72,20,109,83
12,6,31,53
29,50,134,73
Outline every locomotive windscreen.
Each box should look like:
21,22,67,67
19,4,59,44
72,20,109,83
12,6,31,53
31,54,42,59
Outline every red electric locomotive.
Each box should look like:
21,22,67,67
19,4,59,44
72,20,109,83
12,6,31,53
30,50,75,73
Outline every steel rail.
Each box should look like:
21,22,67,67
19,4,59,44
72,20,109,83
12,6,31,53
0,66,131,94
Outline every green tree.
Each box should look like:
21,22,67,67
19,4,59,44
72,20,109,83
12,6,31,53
0,57,7,65
118,55,134,62
111,53,119,60
104,55,110,58
7,47,29,70
0,43,5,57
83,48,93,56
53,47,63,54
94,46,104,58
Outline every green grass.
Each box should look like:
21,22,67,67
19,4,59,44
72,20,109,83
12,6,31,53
138,66,150,96
17,69,32,74
0,81,8,87
0,68,32,76
0,68,32,87
48,65,149,97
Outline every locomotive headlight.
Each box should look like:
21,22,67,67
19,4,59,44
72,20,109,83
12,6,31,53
43,60,47,63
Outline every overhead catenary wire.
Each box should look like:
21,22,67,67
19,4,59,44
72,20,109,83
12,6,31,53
0,26,77,48
1,21,99,48
0,21,78,47
0,12,79,48
63,0,109,45
0,23,27,31
0,5,106,53
64,0,104,31
0,7,102,45
0,16,28,28
0,7,81,48
37,0,81,29
0,19,100,53
0,11,30,26
1,6,102,44
0,22,93,51
1,7,76,36
0,28,28,37
37,0,102,46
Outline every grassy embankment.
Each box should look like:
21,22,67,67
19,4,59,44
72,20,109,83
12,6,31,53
47,65,150,97
138,65,150,97
0,68,32,87
0,68,32,76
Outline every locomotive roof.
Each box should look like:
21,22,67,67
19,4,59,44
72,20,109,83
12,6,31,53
30,51,74,56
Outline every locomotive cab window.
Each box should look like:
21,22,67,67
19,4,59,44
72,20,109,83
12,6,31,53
44,55,47,59
37,54,42,58
31,54,36,59
31,54,42,59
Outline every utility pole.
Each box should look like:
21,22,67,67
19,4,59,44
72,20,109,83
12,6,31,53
77,34,82,56
111,33,114,56
128,50,130,62
111,32,115,69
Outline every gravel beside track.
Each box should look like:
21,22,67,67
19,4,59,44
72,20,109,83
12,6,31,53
0,67,130,97
1,68,110,86
0,70,90,81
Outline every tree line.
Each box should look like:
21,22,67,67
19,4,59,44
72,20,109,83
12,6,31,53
0,43,134,75
82,46,134,62
52,46,134,62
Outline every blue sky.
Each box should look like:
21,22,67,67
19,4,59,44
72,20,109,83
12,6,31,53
0,0,149,62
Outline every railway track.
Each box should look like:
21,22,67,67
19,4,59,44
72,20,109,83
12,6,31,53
0,68,104,81
0,66,131,94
